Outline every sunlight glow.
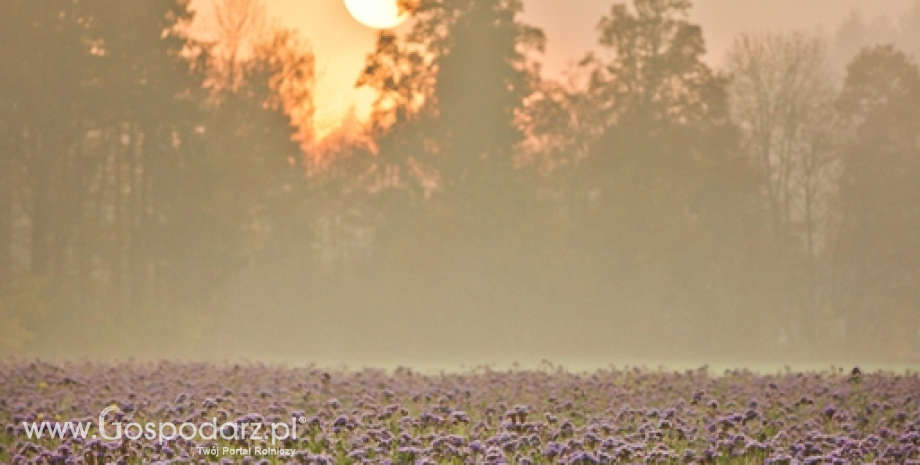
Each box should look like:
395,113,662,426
343,0,409,29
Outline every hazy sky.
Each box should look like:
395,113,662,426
209,0,916,136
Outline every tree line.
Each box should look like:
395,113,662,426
1,0,918,360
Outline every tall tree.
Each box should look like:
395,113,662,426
172,0,314,310
725,31,842,337
581,0,737,254
560,0,757,348
354,0,545,239
83,0,201,314
357,0,543,196
0,0,206,352
0,0,316,355
431,0,543,169
831,45,920,353
0,1,94,353
336,0,550,349
1,0,88,277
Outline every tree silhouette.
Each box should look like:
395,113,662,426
0,0,317,354
358,0,543,195
1,0,88,278
343,0,550,351
726,31,842,342
552,0,758,348
831,45,920,354
162,1,314,316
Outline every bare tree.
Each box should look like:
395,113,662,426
726,31,842,342
199,0,274,90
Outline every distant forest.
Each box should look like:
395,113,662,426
1,0,919,361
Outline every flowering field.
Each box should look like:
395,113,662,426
1,361,919,464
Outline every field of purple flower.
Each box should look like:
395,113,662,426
1,361,919,464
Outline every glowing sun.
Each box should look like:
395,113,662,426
344,0,410,29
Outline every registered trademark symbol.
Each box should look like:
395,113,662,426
298,416,307,424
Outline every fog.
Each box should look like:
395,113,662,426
2,0,920,369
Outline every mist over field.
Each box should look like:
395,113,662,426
2,0,920,369
5,2,920,464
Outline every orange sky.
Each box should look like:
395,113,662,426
194,0,916,138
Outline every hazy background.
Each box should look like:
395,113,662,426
245,0,918,136
1,0,919,368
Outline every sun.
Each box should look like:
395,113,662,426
343,0,410,29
